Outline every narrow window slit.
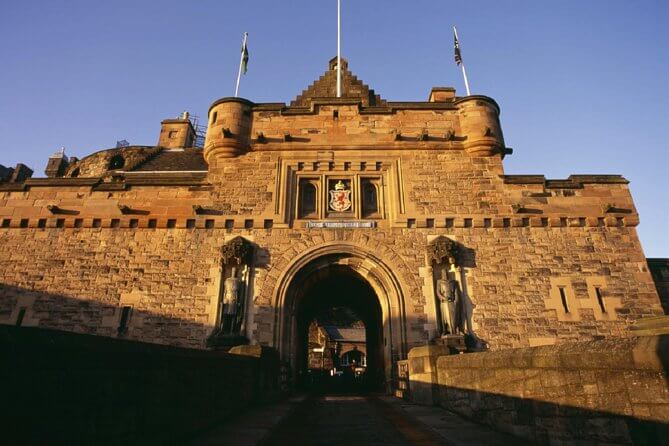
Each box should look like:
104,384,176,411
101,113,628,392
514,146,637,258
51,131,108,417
595,287,606,313
559,287,569,313
117,306,132,336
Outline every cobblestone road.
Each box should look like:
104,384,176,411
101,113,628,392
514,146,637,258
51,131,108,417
261,395,446,446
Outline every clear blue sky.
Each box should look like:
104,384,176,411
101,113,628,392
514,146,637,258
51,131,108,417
1,1,667,256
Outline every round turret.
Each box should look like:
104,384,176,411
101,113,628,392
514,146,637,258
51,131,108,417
204,97,253,164
456,96,504,157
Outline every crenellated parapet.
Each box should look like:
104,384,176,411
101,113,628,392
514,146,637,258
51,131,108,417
201,58,511,167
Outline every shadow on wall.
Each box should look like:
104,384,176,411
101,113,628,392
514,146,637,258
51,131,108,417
0,282,217,348
0,284,282,445
0,324,282,446
409,336,669,446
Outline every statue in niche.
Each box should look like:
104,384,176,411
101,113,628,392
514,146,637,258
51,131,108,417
435,268,461,335
435,266,477,337
222,266,242,334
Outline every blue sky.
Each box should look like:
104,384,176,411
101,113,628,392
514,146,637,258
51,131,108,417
1,1,667,256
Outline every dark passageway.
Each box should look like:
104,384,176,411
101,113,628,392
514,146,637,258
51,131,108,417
293,265,384,393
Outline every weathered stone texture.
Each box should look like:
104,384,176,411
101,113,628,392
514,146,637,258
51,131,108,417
433,335,669,444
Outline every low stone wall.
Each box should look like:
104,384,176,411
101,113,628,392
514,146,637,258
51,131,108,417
0,325,281,445
434,336,668,445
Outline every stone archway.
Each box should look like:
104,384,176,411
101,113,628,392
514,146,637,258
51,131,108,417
272,243,408,390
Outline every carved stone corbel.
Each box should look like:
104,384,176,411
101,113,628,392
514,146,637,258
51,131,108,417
428,236,460,267
221,236,254,266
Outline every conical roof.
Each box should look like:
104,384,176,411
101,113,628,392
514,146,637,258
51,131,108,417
291,57,386,107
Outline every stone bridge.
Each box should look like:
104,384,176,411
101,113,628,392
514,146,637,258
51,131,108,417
2,325,667,445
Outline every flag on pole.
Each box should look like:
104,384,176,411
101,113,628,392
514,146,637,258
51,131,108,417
453,26,471,96
241,39,249,74
454,30,463,66
235,33,249,97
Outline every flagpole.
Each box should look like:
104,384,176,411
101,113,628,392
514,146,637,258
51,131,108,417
234,32,248,98
453,26,471,96
337,0,341,98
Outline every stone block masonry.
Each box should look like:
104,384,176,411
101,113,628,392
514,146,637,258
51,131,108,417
432,335,669,445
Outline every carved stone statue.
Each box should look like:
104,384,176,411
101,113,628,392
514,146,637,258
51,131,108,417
222,267,241,333
436,268,464,335
435,269,452,335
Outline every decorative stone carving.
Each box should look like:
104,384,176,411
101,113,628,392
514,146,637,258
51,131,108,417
428,236,460,267
222,266,242,334
221,236,254,266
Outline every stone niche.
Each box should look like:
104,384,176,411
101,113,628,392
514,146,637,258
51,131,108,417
428,236,482,352
208,236,255,349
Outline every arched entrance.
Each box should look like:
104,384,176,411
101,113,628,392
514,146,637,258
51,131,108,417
296,265,382,390
273,243,407,392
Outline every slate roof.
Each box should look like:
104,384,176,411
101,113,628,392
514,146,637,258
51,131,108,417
323,326,366,343
132,148,207,172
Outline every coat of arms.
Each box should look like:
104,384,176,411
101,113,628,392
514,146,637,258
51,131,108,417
329,180,352,212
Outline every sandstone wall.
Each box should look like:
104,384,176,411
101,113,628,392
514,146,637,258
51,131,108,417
0,148,663,352
433,335,669,445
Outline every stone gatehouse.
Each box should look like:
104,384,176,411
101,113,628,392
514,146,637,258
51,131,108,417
0,57,663,386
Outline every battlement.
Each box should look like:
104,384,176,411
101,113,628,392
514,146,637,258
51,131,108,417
203,59,506,165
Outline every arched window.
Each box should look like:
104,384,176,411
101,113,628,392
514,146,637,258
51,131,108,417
70,168,80,178
299,180,318,218
108,154,125,170
362,180,379,217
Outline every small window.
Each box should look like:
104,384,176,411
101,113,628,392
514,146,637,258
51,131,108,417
70,168,80,178
168,130,178,139
211,112,218,124
186,219,196,229
205,219,214,229
129,219,139,228
74,218,83,228
108,155,125,170
148,219,157,229
56,219,64,228
166,219,176,229
117,306,132,336
110,219,120,228
15,307,27,326
361,180,379,218
92,218,102,228
559,287,569,313
595,287,606,313
20,219,29,228
38,219,47,229
1,219,9,228
299,179,318,218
